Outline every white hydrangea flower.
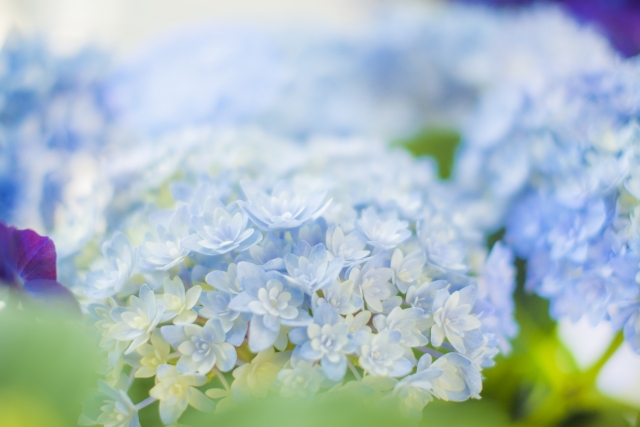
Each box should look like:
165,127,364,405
90,299,128,367
391,249,426,293
86,232,137,299
284,242,344,294
354,329,413,377
161,318,237,374
158,277,201,324
231,347,290,400
344,310,372,334
326,224,370,266
139,205,191,270
431,286,482,353
108,285,164,354
349,255,396,312
290,304,356,381
373,307,428,349
315,278,361,315
79,380,140,427
238,181,332,231
277,360,325,398
181,197,262,256
135,330,171,378
149,364,213,425
355,208,411,250
204,263,242,295
428,353,482,401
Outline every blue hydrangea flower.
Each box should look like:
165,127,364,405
238,181,332,231
161,318,237,374
242,231,292,270
181,197,262,256
431,352,482,401
476,242,518,353
229,262,312,351
354,329,413,377
284,241,344,294
197,290,250,346
86,232,137,299
355,208,411,250
139,205,191,270
325,224,370,267
289,304,356,381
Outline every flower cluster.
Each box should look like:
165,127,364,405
80,133,516,425
450,30,640,352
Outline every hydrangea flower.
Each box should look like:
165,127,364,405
238,181,332,231
290,304,356,381
181,197,262,256
231,347,290,400
86,233,137,299
198,290,250,346
161,318,237,374
149,364,213,425
431,287,483,353
157,277,201,325
355,208,411,250
277,360,326,398
134,330,171,378
354,329,413,377
79,380,140,427
139,206,191,270
80,133,515,424
325,224,370,267
348,254,396,313
108,285,163,354
284,242,344,294
229,262,311,352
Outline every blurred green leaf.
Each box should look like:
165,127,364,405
422,399,511,427
394,127,460,179
182,395,409,427
0,305,99,426
557,411,630,427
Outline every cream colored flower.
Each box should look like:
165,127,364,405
135,330,170,378
231,348,290,399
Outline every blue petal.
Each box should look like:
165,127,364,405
248,314,279,352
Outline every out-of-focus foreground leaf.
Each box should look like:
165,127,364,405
182,395,409,427
0,305,99,427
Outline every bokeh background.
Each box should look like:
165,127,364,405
1,0,640,426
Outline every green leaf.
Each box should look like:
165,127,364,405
393,127,460,179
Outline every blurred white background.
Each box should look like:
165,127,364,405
0,0,369,54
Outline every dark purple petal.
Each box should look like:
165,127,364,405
457,0,640,57
0,222,57,283
0,223,17,285
23,279,80,309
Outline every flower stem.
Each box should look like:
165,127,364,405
347,358,362,381
127,368,138,390
215,368,231,392
585,330,624,384
134,396,157,411
416,346,443,358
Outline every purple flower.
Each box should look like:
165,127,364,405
0,222,77,305
459,0,640,56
